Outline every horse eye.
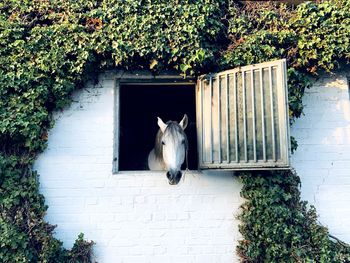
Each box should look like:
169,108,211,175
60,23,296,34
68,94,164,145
181,139,185,144
162,141,165,145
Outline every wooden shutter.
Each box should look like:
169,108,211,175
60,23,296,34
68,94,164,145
196,59,290,170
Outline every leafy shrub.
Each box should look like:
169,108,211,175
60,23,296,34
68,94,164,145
0,1,225,262
221,0,350,122
223,1,350,262
290,1,350,72
67,234,95,263
238,170,350,262
1,0,350,262
0,155,68,262
219,2,311,153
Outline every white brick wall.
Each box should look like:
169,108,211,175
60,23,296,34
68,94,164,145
291,71,350,243
35,69,350,262
34,73,244,263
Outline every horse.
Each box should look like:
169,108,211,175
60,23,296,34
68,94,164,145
148,114,188,185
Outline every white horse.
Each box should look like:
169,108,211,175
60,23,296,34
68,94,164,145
148,114,188,185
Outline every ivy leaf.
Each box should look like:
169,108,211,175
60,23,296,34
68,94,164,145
149,59,158,69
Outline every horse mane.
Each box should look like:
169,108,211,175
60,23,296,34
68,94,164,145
153,121,188,160
154,128,164,160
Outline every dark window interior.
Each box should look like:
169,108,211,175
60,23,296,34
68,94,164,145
348,76,350,99
119,84,198,171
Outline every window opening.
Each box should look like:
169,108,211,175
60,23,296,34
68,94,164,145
119,84,198,171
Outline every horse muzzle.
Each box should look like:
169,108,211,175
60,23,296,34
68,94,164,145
166,171,182,185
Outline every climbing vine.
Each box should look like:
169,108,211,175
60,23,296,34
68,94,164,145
238,170,350,262
0,0,350,262
0,0,225,262
223,1,350,262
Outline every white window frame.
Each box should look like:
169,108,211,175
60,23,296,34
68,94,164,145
112,71,196,173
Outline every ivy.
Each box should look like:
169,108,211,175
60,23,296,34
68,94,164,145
238,171,350,262
1,0,350,262
0,155,93,262
221,0,349,151
0,1,225,262
223,1,350,262
291,1,350,72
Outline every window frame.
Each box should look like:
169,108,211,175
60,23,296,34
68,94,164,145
112,59,291,174
112,70,196,174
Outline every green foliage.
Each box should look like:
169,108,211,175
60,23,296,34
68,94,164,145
238,170,350,262
0,0,225,153
90,0,226,73
221,0,349,123
67,234,94,263
223,1,350,262
0,1,225,262
291,1,350,72
0,155,94,262
1,0,350,262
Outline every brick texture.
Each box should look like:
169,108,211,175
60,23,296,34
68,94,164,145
34,73,244,263
291,71,350,243
35,69,350,262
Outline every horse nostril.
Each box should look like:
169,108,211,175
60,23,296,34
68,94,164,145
166,172,174,185
166,171,182,185
174,171,182,183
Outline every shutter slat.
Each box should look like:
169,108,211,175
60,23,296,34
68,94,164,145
200,79,205,164
260,69,267,162
234,72,239,163
251,69,257,162
209,76,213,163
269,66,276,161
242,71,248,162
218,77,222,163
226,74,230,163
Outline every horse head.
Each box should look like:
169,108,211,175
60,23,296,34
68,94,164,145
156,114,188,185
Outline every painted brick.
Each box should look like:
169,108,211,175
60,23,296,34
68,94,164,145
291,71,350,244
34,69,350,262
34,74,244,263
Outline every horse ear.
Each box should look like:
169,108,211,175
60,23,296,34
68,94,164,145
157,117,167,133
179,114,188,130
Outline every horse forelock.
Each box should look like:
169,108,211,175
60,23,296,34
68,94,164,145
154,121,188,160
